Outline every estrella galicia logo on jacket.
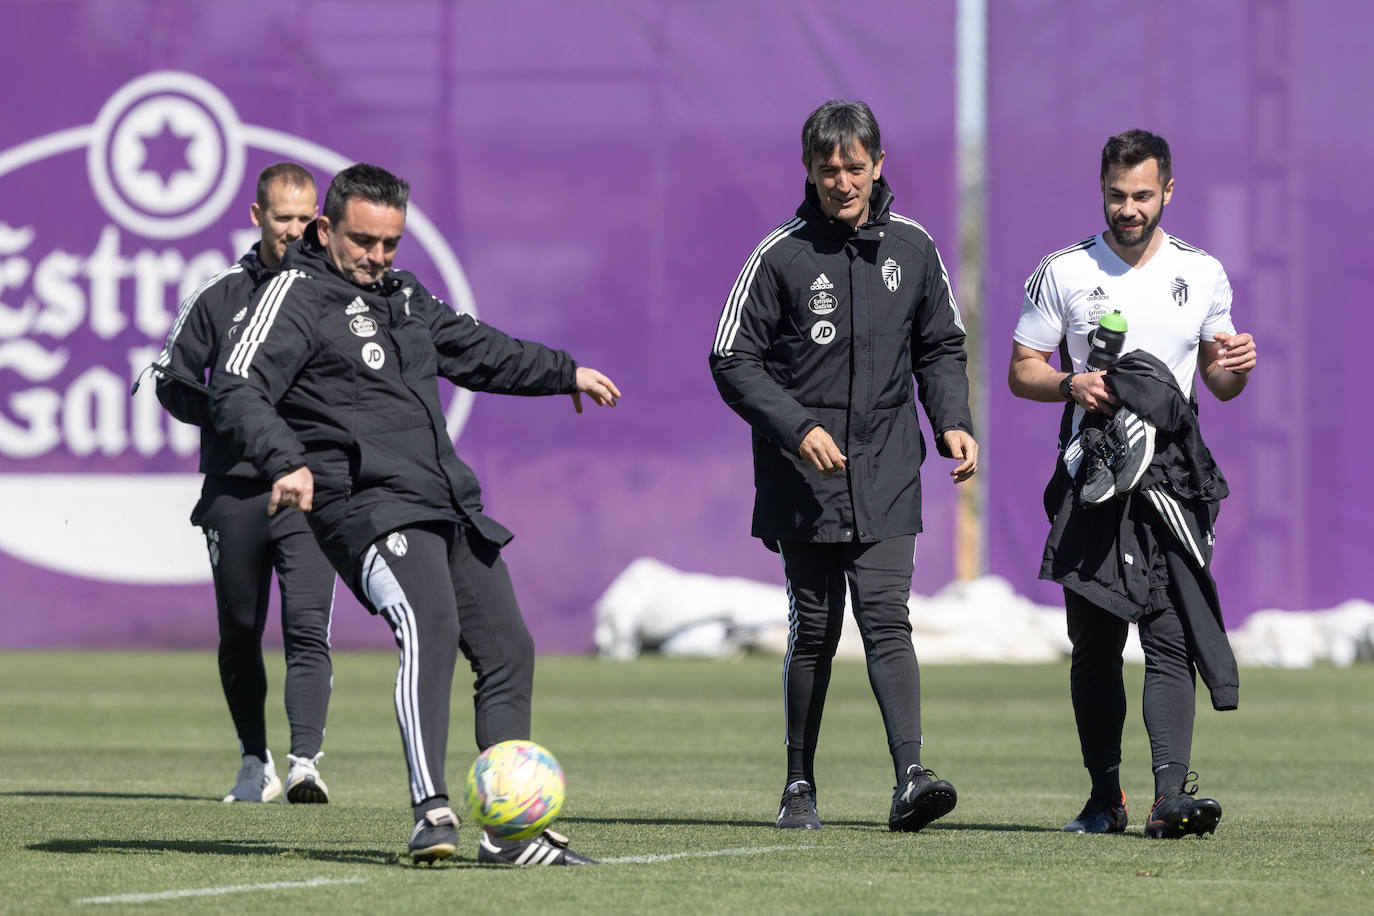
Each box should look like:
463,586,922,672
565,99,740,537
1171,277,1189,306
385,532,408,557
349,315,377,337
881,258,901,292
808,291,837,315
361,342,386,370
810,320,836,345
205,528,220,567
345,298,369,315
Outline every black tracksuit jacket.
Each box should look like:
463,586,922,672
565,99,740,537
711,177,973,544
156,245,271,481
210,223,577,591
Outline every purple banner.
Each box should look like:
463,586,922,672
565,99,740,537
984,0,1373,623
0,1,959,649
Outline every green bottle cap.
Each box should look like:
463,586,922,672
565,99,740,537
1099,310,1128,332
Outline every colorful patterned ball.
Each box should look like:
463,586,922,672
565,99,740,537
464,739,566,841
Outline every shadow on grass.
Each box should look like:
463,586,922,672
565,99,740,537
924,821,1065,834
561,815,1061,833
1,791,208,802
28,838,405,867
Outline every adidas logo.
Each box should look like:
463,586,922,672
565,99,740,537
1086,286,1109,301
810,273,834,291
231,307,247,322
345,297,369,315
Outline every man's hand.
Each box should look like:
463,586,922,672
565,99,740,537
942,429,978,483
1209,331,1256,375
571,366,621,414
799,426,847,476
269,466,314,515
1069,369,1117,414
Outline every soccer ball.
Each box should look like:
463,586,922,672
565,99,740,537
464,739,566,841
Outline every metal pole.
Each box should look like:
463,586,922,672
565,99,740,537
955,0,988,580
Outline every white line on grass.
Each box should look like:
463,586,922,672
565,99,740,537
76,876,368,905
602,844,819,864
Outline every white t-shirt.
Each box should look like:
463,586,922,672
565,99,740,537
1014,231,1235,433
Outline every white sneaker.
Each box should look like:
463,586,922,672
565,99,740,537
285,751,330,804
222,751,282,803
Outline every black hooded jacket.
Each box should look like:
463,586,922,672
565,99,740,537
710,177,973,544
211,222,577,591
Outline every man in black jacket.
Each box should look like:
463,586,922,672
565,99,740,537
711,100,978,833
155,162,337,806
212,163,619,866
1009,130,1257,839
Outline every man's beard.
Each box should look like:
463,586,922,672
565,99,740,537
1106,205,1161,248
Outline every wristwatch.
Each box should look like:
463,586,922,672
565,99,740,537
1059,372,1076,401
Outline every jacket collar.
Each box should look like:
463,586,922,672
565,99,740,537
239,243,271,283
797,175,894,241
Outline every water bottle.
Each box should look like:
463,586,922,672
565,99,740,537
1086,311,1127,370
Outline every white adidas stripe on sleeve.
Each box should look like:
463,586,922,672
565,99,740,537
155,264,244,367
224,269,300,378
889,214,965,332
1143,487,1206,568
713,219,804,357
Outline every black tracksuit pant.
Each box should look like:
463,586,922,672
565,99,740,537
778,536,923,790
358,522,535,818
1065,585,1198,777
196,476,336,761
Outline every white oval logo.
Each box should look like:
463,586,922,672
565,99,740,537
808,291,837,315
385,532,408,557
361,342,386,370
810,320,837,345
349,315,377,337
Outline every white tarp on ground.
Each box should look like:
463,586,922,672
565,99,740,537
593,558,1374,668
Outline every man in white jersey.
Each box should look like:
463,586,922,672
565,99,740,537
1009,130,1256,839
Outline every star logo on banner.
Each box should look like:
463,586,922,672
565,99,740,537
105,93,224,219
134,116,195,190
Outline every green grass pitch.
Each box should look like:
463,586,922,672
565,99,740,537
1,651,1370,913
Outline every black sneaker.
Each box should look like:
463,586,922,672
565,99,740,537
409,806,460,864
477,829,598,866
888,765,957,832
1061,790,1128,833
1110,408,1155,494
1077,425,1119,505
776,780,821,829
1144,773,1222,839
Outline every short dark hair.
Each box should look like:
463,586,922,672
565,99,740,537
322,163,410,223
1100,129,1172,185
255,162,316,209
801,100,883,169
